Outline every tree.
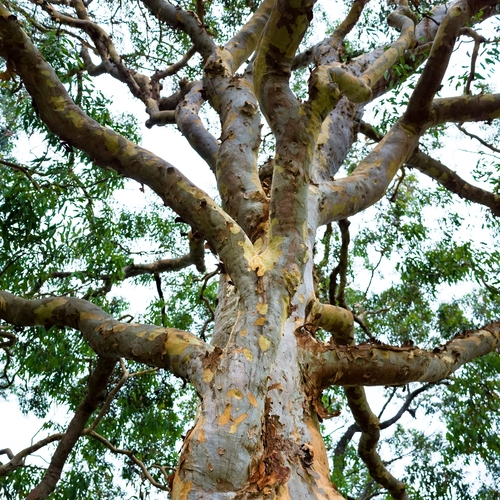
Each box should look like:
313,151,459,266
1,0,500,498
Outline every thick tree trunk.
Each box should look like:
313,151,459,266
171,263,343,499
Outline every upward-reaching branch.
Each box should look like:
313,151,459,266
402,0,499,131
27,356,117,500
0,3,257,293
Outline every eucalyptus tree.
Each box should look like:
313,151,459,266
1,0,500,499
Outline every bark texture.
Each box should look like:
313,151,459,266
1,0,500,499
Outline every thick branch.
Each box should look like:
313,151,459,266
316,121,419,225
0,7,257,293
427,93,500,127
175,81,219,173
253,0,312,122
334,383,435,457
0,291,212,387
27,356,117,500
402,0,498,130
306,299,354,345
359,121,500,217
298,321,500,389
309,5,417,114
223,0,275,74
330,0,370,45
213,69,269,238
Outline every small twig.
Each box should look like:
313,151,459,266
458,28,486,95
329,219,350,309
456,124,500,154
154,273,166,327
0,158,41,190
198,267,219,340
85,359,158,433
377,387,398,419
389,168,406,203
87,430,169,491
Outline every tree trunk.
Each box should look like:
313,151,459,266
172,269,344,499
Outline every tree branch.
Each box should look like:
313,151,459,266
0,434,65,477
140,0,214,61
298,321,500,389
344,386,408,499
316,121,419,225
406,150,500,217
29,231,206,296
223,0,275,74
175,81,219,173
402,0,497,131
0,291,212,389
335,382,436,460
86,430,169,491
0,7,257,294
427,93,500,126
359,120,500,217
456,123,500,154
27,356,117,500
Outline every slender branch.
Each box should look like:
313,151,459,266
151,46,197,90
456,123,500,154
85,359,158,433
154,273,167,327
329,219,350,309
141,0,215,61
198,268,219,340
406,150,500,217
87,430,168,491
0,434,65,477
459,28,486,95
0,158,41,190
30,232,206,297
124,231,206,276
27,356,117,500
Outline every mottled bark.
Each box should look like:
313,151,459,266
1,0,500,498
